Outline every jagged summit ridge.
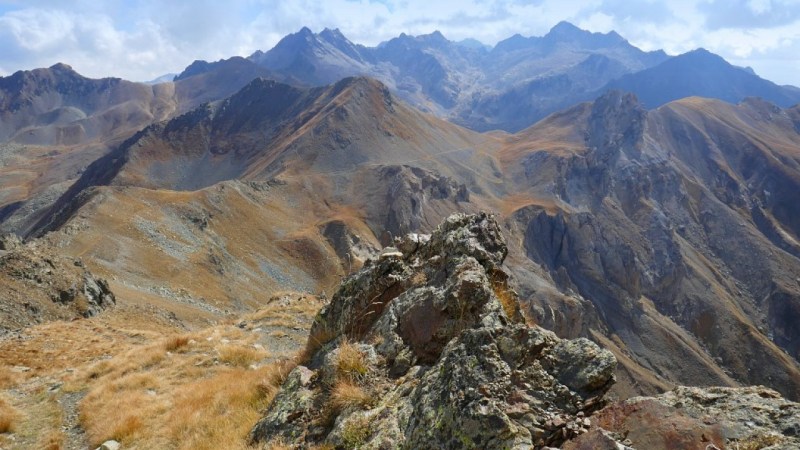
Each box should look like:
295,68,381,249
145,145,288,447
250,213,617,448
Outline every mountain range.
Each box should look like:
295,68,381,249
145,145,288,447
199,21,800,131
1,20,800,448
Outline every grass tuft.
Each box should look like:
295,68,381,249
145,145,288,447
329,381,372,413
163,335,191,352
491,276,521,322
0,395,18,433
340,414,372,449
217,345,267,367
0,367,18,389
335,340,369,382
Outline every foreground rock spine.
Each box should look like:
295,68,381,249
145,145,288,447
250,213,617,449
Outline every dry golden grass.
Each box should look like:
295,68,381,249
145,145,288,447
491,277,522,322
166,366,278,449
335,340,369,382
0,367,18,390
74,320,306,449
36,431,64,450
5,388,65,450
0,289,317,449
164,335,191,352
0,395,18,433
218,345,268,368
329,381,372,413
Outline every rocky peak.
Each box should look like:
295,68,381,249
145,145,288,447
319,27,347,43
48,62,76,74
250,213,617,448
546,21,586,39
586,90,646,159
544,21,627,50
417,30,450,47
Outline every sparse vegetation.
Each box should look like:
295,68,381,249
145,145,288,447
218,344,267,367
264,439,293,450
491,276,520,321
410,271,427,285
733,433,784,450
164,334,191,352
334,340,369,382
340,414,372,449
329,381,372,413
0,395,18,433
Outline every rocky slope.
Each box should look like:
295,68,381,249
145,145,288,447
250,213,800,449
0,61,284,239
250,213,617,449
497,91,800,401
3,77,497,326
0,234,115,332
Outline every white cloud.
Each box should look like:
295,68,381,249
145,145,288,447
0,0,798,86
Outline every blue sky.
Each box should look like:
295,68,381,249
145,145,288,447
1,0,799,86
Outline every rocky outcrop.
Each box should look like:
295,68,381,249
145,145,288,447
586,386,800,450
0,237,115,331
379,165,469,242
320,220,379,274
250,213,616,448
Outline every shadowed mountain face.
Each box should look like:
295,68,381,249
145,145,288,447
8,73,800,403
601,49,800,108
0,60,298,238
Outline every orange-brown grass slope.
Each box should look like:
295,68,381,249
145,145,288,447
42,180,346,323
0,293,322,449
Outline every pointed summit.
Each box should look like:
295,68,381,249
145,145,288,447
543,21,625,48
422,30,449,44
548,20,583,36
49,63,76,73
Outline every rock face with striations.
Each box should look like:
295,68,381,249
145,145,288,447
250,213,616,448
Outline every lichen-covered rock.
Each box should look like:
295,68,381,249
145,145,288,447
250,212,616,449
594,385,800,450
